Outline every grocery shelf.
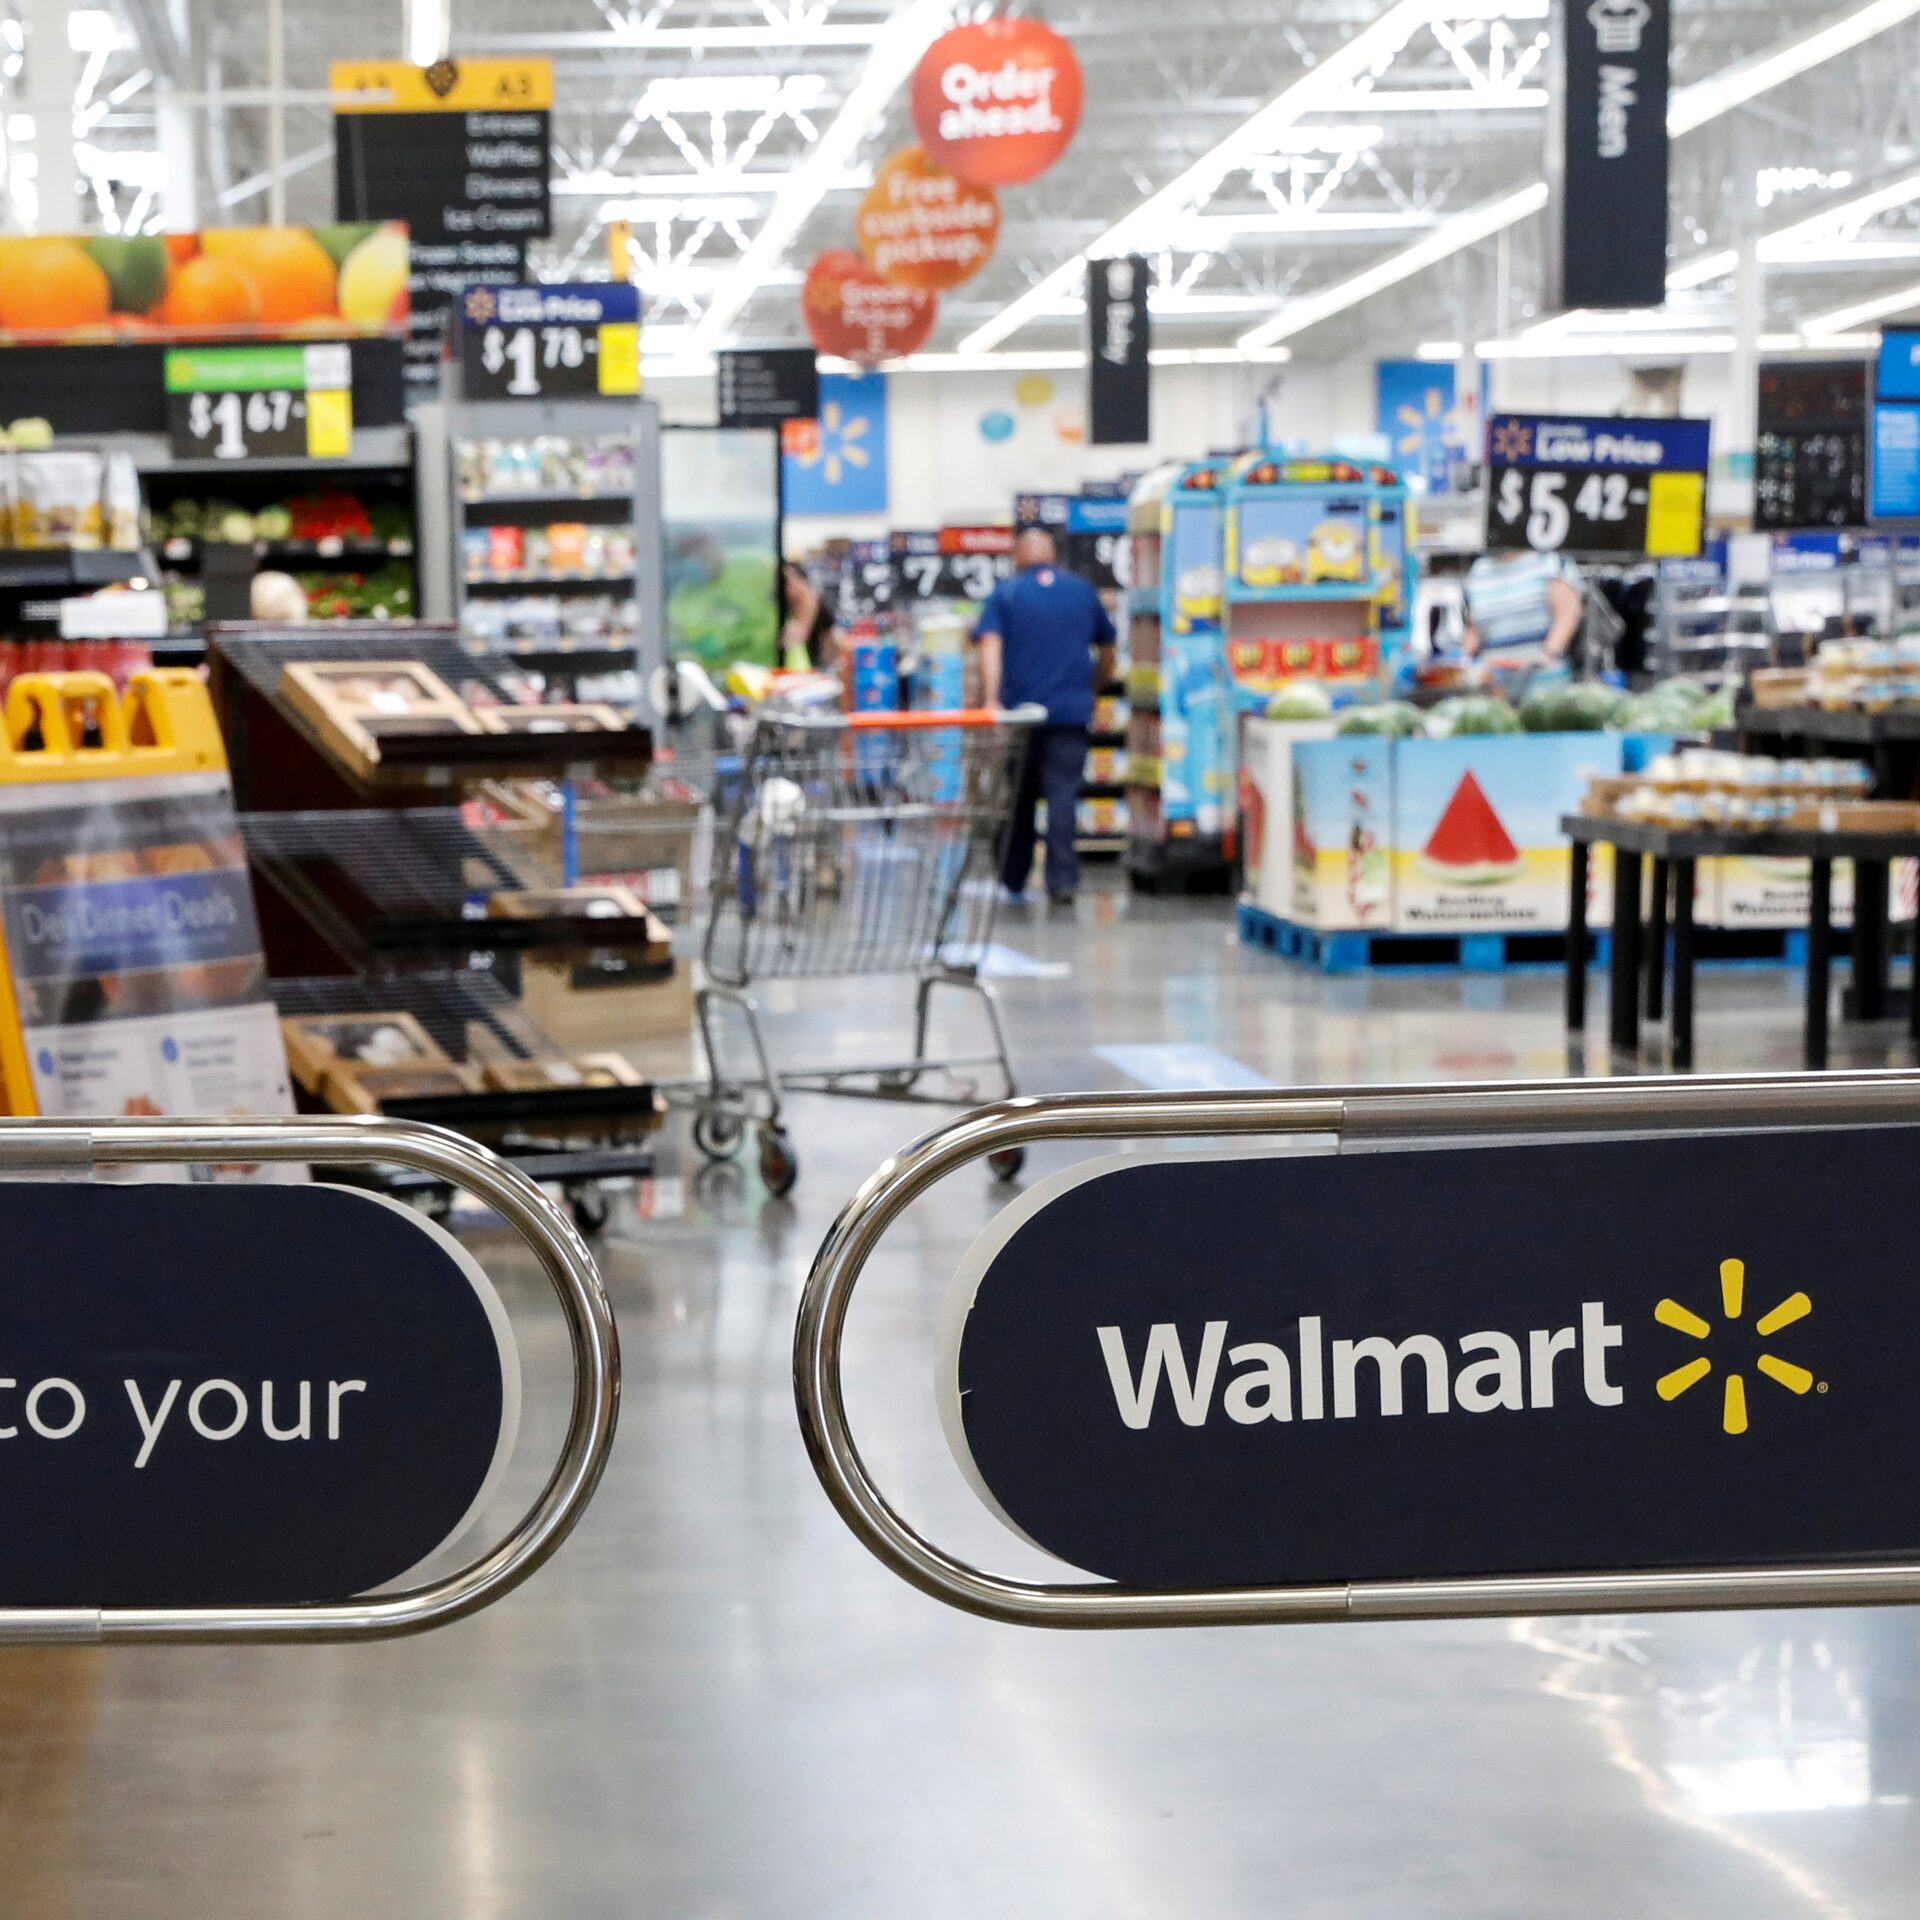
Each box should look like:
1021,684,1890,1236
464,570,635,590
459,489,632,510
161,535,414,567
462,641,639,677
240,808,675,965
0,548,154,593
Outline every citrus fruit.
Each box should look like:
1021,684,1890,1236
85,235,170,315
337,224,410,326
0,240,112,331
163,234,199,265
312,223,379,267
200,227,338,324
162,254,263,328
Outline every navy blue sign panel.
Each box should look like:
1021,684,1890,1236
942,1129,1917,1591
1485,412,1710,558
0,1181,516,1606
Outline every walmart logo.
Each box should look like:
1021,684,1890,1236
1654,1259,1815,1435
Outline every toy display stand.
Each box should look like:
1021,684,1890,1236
205,619,665,1231
1123,458,1236,893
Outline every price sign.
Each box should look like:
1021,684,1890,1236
936,526,1014,603
460,283,641,400
840,538,894,619
890,530,944,604
1485,412,1710,559
164,345,353,462
1066,494,1131,590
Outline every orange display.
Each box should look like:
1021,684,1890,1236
0,224,409,342
856,146,1000,292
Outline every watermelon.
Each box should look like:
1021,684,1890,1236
1336,701,1424,738
1419,770,1525,885
1519,680,1626,733
1265,682,1333,721
1427,694,1520,738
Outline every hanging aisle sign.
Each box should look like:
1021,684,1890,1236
938,1126,1908,1591
717,346,819,429
459,282,641,399
1545,0,1670,310
0,1179,516,1607
165,344,354,461
1088,256,1150,447
1484,411,1709,557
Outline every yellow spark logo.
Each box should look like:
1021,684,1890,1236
1654,1259,1814,1435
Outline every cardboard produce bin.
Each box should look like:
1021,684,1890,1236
520,955,696,1082
1287,734,1394,930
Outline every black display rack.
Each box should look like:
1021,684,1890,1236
239,808,675,967
270,970,662,1230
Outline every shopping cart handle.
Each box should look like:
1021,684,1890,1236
845,705,1045,731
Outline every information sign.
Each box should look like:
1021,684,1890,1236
941,1127,1910,1590
164,344,353,462
459,283,641,400
0,1179,515,1606
1484,412,1709,557
717,347,820,429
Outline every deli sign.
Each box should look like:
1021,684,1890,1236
939,1128,1904,1591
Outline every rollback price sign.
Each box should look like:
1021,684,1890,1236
938,1126,1918,1593
1485,411,1709,558
0,1179,517,1607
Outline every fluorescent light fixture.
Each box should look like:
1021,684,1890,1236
1478,331,1738,358
1239,183,1547,348
1803,279,1920,336
1302,87,1547,111
1232,0,1920,353
960,0,1447,354
405,0,450,69
692,0,947,349
1416,339,1464,359
67,10,119,52
1666,248,1740,291
1668,0,1920,135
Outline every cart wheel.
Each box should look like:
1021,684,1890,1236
758,1126,799,1197
693,1109,746,1161
568,1184,611,1236
988,1147,1026,1183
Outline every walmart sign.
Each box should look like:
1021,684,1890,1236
939,1127,1881,1590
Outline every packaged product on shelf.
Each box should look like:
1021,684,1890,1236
14,450,104,549
548,523,588,572
103,451,143,551
488,525,525,576
462,528,490,578
280,1010,450,1095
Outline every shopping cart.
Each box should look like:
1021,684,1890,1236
666,705,1042,1195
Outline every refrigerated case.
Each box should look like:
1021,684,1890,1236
661,425,782,677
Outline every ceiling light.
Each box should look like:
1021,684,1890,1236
692,0,948,349
404,0,450,69
1666,248,1739,291
1238,183,1547,348
1416,340,1464,360
67,10,120,52
1803,280,1920,336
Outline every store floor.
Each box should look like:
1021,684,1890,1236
5,885,1918,1918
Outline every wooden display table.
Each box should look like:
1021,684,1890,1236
1561,813,1920,1071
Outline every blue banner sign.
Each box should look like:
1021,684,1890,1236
941,1128,1895,1590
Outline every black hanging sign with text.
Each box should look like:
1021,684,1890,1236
1546,0,1670,311
717,347,820,430
1088,255,1151,446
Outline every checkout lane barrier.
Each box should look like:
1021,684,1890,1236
796,1070,1920,1629
0,1114,617,1645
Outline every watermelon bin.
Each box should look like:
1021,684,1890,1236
1389,734,1626,936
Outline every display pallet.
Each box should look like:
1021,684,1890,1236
1237,901,1850,974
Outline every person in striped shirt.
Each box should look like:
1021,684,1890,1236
1461,548,1585,668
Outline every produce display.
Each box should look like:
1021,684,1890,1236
1809,635,1920,712
1518,681,1626,733
1616,677,1735,733
1426,694,1521,737
1273,676,1736,740
1336,701,1424,738
293,563,414,622
151,487,413,550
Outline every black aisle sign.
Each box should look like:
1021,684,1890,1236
1485,411,1709,556
1088,255,1150,446
1546,0,1670,310
717,347,820,429
0,1181,515,1606
941,1129,1908,1590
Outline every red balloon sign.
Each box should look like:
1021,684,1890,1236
802,248,937,365
856,147,1000,292
911,18,1083,188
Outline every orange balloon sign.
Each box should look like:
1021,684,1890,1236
856,147,1000,292
802,248,937,365
911,17,1083,189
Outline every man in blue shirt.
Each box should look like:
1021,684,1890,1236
975,527,1116,905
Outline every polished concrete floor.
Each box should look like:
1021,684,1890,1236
5,884,1920,1916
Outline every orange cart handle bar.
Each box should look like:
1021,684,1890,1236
843,705,1045,732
